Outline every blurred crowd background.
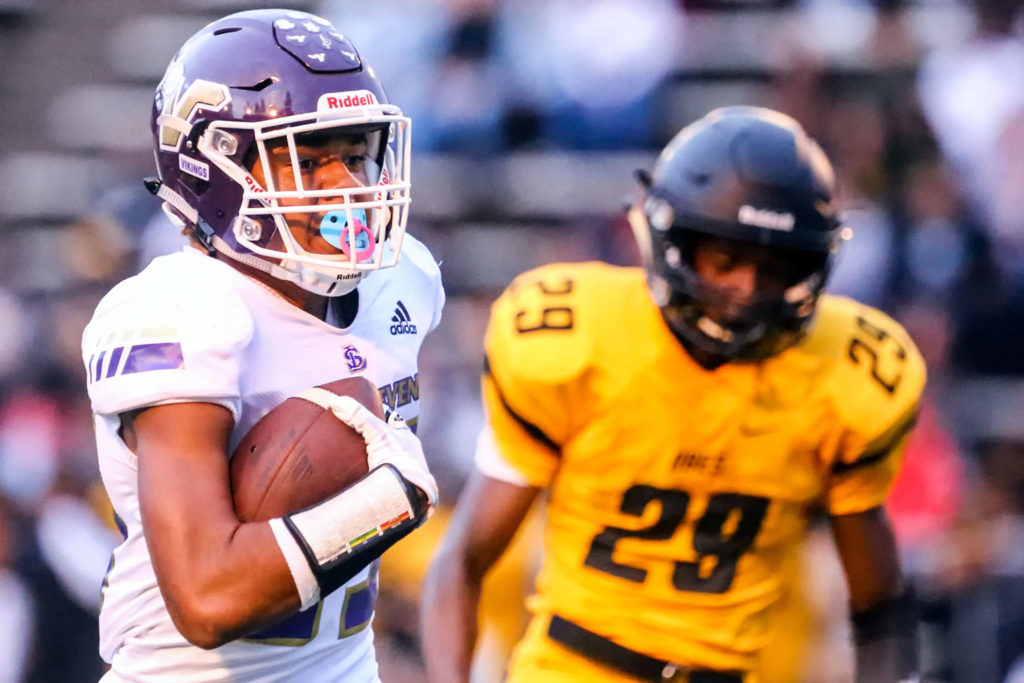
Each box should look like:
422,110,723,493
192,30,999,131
0,0,1022,680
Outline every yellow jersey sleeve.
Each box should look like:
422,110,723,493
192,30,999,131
482,264,602,487
807,297,926,516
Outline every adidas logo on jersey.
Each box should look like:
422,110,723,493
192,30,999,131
390,301,418,335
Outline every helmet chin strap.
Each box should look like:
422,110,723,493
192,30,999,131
147,179,362,297
207,232,363,297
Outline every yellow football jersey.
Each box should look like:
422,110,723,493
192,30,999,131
481,262,925,674
376,503,542,682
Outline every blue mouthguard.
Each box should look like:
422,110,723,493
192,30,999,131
320,209,369,251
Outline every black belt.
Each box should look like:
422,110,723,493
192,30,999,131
547,615,745,683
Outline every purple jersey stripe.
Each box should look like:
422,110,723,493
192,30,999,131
121,342,184,375
246,603,319,641
93,350,107,383
105,346,124,379
344,579,377,631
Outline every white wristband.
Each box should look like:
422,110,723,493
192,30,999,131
269,517,321,610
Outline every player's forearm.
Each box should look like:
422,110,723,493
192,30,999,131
854,634,918,683
831,509,918,681
421,554,484,683
133,403,303,645
851,588,919,683
155,463,428,649
154,519,302,648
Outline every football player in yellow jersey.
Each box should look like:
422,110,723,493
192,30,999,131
422,107,924,683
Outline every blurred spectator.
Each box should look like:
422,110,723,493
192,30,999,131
0,379,112,682
888,401,964,551
951,282,1024,375
0,390,59,510
822,97,899,306
0,497,33,683
427,3,506,152
495,0,684,149
900,160,971,299
917,0,1024,273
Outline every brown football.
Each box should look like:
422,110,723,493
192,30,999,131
230,376,384,522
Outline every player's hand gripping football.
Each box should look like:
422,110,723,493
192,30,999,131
328,396,438,512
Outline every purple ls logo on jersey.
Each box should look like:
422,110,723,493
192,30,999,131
343,344,367,373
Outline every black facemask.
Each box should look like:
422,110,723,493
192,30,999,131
651,230,831,369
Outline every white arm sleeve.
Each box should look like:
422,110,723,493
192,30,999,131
429,273,445,334
269,518,321,610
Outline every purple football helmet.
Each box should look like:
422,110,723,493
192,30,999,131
150,9,411,296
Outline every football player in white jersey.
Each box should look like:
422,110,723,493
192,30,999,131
81,10,443,682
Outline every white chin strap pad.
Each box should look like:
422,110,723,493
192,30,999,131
207,233,364,297
291,264,364,297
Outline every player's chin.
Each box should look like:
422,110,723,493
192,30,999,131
305,232,345,257
283,220,342,256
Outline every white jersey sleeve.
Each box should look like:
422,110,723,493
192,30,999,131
82,259,255,420
428,269,445,334
398,233,445,334
429,280,445,334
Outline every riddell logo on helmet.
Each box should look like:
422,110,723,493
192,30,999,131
319,90,378,112
738,205,795,232
244,175,265,194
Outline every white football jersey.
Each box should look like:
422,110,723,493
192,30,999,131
82,237,443,682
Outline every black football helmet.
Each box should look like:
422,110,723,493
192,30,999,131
629,106,847,368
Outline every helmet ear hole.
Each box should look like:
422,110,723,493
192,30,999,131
240,143,261,172
179,171,209,197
